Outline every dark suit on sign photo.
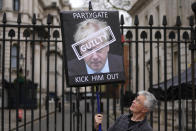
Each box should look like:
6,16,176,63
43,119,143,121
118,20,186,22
67,54,124,76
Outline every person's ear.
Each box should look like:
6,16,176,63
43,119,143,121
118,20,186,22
142,107,149,113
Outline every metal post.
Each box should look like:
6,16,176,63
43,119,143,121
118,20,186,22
1,12,7,131
96,86,102,131
190,2,196,131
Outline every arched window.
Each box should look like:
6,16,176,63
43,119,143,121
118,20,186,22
13,0,20,11
11,45,17,68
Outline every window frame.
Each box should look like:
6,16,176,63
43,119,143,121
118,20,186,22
0,0,2,10
11,45,17,68
13,0,20,11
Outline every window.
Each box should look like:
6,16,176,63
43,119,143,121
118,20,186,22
0,0,2,10
11,45,17,68
13,0,20,11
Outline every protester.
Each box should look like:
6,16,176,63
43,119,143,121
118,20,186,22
95,90,157,131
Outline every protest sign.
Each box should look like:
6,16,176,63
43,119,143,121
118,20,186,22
60,11,125,87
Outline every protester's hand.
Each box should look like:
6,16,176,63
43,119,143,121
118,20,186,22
94,114,103,130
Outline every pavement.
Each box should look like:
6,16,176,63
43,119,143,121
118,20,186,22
0,98,119,131
1,102,60,131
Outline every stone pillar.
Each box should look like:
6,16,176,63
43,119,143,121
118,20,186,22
3,0,12,10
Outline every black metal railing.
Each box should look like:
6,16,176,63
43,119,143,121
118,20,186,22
0,2,196,131
120,2,196,131
0,13,62,131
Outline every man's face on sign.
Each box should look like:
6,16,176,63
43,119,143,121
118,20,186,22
74,19,111,72
80,43,109,72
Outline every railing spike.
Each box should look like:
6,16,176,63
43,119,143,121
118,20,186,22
47,14,52,25
126,30,132,39
32,14,36,24
23,28,31,38
8,29,16,37
134,15,139,25
120,15,124,25
17,13,22,24
183,31,189,40
2,12,7,23
176,16,181,26
149,15,153,25
155,31,161,39
169,31,175,39
89,1,93,11
189,16,194,26
53,30,60,38
162,16,167,26
140,31,147,39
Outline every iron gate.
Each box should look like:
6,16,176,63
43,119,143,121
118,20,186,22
0,2,196,131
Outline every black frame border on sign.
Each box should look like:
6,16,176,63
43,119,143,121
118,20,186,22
60,10,125,87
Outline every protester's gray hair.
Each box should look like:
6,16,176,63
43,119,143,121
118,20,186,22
138,91,157,112
74,19,109,42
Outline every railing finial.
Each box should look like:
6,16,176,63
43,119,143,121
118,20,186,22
141,31,147,39
120,15,124,25
162,16,167,26
32,14,36,24
149,15,153,25
169,31,175,39
126,30,132,40
155,31,161,39
53,30,60,38
2,12,7,23
8,29,16,37
189,16,194,26
47,14,52,25
176,16,181,26
17,13,21,24
89,1,93,11
134,15,139,25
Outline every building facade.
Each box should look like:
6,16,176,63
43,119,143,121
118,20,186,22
0,0,71,106
128,0,195,91
128,0,195,130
